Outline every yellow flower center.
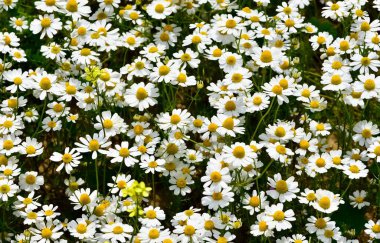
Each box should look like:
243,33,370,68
177,73,187,83
249,196,260,207
25,175,36,184
232,146,245,158
226,56,236,65
339,40,349,51
299,140,310,149
276,145,286,154
41,210,53,218
41,228,52,239
258,221,268,231
318,196,331,209
331,3,339,10
362,128,372,138
183,225,195,236
112,226,124,234
349,165,360,173
13,77,22,85
126,37,136,45
3,120,13,129
331,61,342,69
260,50,273,63
272,85,283,95
324,229,334,238
372,224,380,233
88,139,100,151
146,209,156,219
306,193,316,201
62,153,73,163
210,171,222,182
148,228,160,239
80,48,91,56
3,168,13,176
315,158,326,167
331,75,342,85
204,220,214,230
364,79,375,90
212,192,223,200
224,101,236,111
40,18,51,28
66,0,78,12
155,3,165,13
222,117,234,130
273,210,285,221
225,19,236,28
76,223,87,234
103,119,113,129
79,193,91,205
51,46,61,54
15,19,23,26
361,21,370,31
275,127,286,137
191,35,201,44
166,143,178,155
39,77,52,90
213,48,222,57
159,65,170,76
0,184,10,193
66,84,77,94
316,123,325,131
176,178,187,188
275,180,288,193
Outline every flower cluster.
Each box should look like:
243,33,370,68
0,0,379,242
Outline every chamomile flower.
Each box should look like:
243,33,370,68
250,213,274,237
264,203,295,231
243,190,268,215
354,74,380,99
245,93,270,112
19,171,44,192
342,160,368,179
69,188,98,211
71,47,100,65
349,190,370,209
351,51,380,74
30,219,63,243
3,68,32,93
94,111,127,137
156,109,191,131
9,17,28,31
0,178,18,201
67,217,97,240
169,172,194,196
125,82,159,111
40,42,65,61
139,206,166,227
219,52,243,73
19,137,44,157
35,0,59,13
267,173,300,202
146,0,174,20
352,120,379,146
75,133,111,159
312,189,344,213
50,147,82,174
140,155,165,174
59,0,92,20
364,220,380,239
173,48,200,69
30,14,62,39
223,142,256,168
